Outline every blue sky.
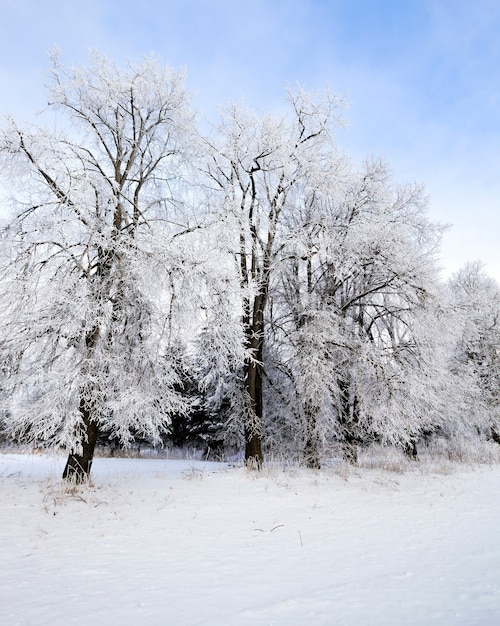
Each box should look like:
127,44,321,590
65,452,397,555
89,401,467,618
1,0,499,280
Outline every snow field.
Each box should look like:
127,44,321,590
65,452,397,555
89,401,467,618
1,453,500,625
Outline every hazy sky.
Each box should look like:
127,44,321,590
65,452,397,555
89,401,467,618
1,0,499,280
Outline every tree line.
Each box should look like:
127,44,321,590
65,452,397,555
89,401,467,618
0,54,498,481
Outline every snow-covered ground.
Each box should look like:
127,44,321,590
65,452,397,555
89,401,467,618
1,452,500,625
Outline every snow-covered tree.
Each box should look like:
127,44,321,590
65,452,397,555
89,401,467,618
204,87,344,466
0,53,197,481
447,262,500,441
269,158,449,465
1,52,494,475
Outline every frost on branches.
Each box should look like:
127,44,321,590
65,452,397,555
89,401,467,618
0,54,196,481
447,263,500,443
265,158,457,466
204,87,345,466
1,53,498,474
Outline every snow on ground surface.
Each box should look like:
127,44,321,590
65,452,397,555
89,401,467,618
1,452,500,626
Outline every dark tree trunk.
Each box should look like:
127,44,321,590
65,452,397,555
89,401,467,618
342,437,358,465
245,429,263,469
402,439,419,460
304,438,321,469
304,401,321,469
339,377,359,464
244,353,264,469
491,427,500,445
243,296,265,469
62,397,99,483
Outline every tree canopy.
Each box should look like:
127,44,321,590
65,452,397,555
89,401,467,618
0,53,498,479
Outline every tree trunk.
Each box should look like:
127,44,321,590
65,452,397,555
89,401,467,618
491,427,500,445
245,429,263,469
303,401,321,469
304,439,321,469
339,377,359,464
243,296,265,469
62,397,99,483
244,358,264,469
402,439,419,460
342,437,358,464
